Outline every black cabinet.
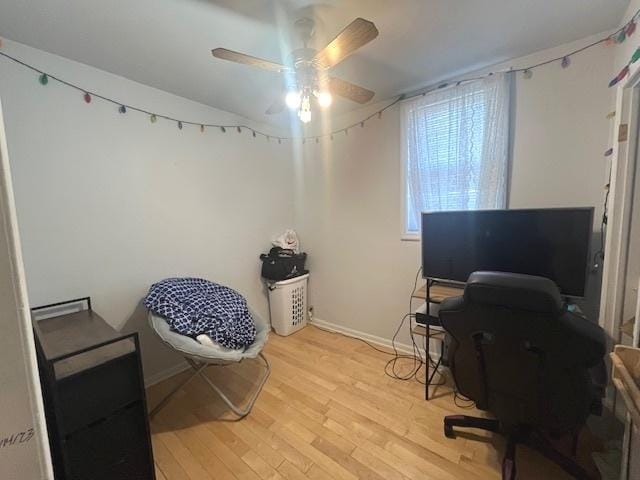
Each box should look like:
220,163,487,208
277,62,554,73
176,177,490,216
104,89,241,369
32,298,155,480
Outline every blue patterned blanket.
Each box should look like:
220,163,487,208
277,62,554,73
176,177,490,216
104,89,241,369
144,278,256,349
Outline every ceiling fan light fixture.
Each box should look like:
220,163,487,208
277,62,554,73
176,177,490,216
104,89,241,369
298,95,312,123
212,17,379,123
316,91,333,108
285,91,302,109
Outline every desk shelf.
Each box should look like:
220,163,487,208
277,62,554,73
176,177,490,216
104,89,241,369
412,325,445,339
413,283,464,303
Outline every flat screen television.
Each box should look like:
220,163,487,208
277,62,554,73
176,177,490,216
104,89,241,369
421,208,594,297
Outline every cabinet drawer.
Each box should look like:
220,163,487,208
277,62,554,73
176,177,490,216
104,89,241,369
65,402,154,480
57,353,142,434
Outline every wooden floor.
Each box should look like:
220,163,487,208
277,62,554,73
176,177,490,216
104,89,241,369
146,326,598,480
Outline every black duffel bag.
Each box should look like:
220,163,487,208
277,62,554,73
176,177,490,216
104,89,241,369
259,247,307,281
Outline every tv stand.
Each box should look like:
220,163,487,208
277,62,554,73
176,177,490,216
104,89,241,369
411,279,464,400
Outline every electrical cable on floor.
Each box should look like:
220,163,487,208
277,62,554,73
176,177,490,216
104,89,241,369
315,318,474,408
453,391,475,409
312,266,479,406
313,267,446,385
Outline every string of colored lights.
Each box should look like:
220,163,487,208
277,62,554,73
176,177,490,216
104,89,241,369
315,14,638,141
0,9,638,143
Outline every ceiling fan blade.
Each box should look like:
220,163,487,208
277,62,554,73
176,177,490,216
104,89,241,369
313,18,379,69
265,97,286,115
212,48,287,73
329,77,375,104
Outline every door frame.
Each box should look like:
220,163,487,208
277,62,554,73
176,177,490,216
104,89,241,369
602,66,640,480
599,70,640,345
0,97,53,479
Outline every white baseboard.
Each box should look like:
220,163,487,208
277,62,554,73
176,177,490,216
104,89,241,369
144,361,190,388
310,317,442,361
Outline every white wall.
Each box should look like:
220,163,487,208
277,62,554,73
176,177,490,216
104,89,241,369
507,35,615,321
0,39,294,382
295,33,615,342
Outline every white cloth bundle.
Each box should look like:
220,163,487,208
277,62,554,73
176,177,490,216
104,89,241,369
272,229,300,253
196,334,235,352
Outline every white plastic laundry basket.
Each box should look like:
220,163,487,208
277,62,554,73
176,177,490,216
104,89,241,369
267,273,309,336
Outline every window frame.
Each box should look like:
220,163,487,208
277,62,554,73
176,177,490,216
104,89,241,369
400,96,418,240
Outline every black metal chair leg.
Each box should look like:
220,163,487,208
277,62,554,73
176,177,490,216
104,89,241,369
527,432,592,480
502,435,517,480
443,414,500,438
442,416,592,479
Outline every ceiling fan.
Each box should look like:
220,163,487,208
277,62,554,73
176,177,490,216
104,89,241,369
212,17,378,123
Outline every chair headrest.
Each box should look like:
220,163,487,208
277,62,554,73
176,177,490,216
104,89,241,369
464,271,563,314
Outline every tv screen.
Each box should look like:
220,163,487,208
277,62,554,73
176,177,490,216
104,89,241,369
421,208,593,297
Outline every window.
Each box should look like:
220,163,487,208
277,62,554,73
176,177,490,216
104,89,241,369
401,73,511,237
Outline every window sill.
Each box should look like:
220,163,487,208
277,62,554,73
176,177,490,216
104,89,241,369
401,234,420,242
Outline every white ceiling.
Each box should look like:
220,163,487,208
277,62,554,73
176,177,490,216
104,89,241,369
0,0,629,127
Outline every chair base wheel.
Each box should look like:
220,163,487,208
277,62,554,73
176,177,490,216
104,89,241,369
442,416,594,480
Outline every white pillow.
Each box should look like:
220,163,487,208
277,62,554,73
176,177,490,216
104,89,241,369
196,334,235,352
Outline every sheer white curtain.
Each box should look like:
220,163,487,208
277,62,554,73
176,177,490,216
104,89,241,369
401,73,511,233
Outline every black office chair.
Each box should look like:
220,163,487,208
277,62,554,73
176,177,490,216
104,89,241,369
438,271,606,480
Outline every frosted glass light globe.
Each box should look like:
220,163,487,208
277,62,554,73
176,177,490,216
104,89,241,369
299,109,312,123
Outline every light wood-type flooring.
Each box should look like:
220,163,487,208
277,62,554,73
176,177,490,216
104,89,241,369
147,325,601,480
